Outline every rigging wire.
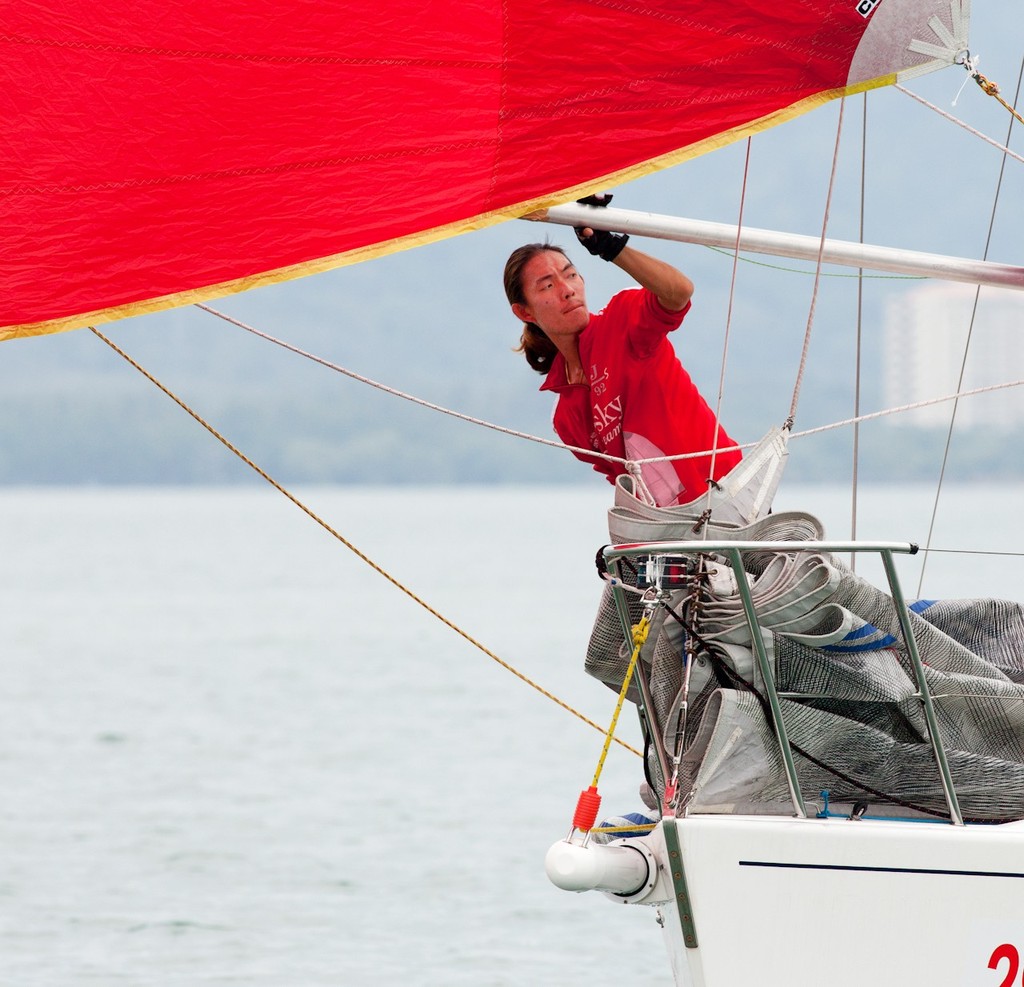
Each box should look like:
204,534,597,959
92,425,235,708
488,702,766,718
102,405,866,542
700,246,925,279
197,302,744,471
87,324,643,759
185,72,1024,598
789,377,1024,437
787,98,847,426
195,305,602,461
850,92,868,571
196,305,1024,479
926,546,1024,560
703,136,751,510
198,302,660,472
915,52,1024,598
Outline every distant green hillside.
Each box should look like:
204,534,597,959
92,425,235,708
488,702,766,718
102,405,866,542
0,365,1016,486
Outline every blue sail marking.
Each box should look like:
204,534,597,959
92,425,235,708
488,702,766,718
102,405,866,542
823,617,897,653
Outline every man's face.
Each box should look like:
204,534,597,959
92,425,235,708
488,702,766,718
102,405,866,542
511,251,590,341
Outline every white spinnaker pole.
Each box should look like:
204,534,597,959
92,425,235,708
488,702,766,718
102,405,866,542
527,203,1024,292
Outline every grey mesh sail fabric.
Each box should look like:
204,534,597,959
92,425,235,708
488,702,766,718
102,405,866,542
587,509,1024,823
609,426,790,540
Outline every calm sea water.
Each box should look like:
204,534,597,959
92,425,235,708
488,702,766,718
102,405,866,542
2,483,1022,986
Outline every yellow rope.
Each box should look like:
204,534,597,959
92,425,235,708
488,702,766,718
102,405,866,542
974,71,1024,126
593,822,658,834
589,615,651,788
89,327,643,758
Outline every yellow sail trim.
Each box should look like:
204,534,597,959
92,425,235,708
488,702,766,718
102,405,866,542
1,75,894,344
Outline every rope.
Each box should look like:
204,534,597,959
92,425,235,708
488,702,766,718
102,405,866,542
968,65,1024,127
88,325,643,758
592,822,657,834
197,303,630,469
569,614,652,836
849,92,868,568
569,618,647,831
78,58,1023,817
787,98,846,424
787,376,1024,438
896,85,1024,166
199,300,1023,473
704,136,751,513
589,615,652,789
197,303,748,473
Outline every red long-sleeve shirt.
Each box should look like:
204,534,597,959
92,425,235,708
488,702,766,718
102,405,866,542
540,287,741,506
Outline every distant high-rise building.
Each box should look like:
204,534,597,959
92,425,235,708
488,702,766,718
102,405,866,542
883,282,1024,427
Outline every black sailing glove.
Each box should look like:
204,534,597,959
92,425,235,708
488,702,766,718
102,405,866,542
574,193,629,262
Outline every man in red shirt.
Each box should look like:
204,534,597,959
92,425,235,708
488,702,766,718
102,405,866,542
503,219,741,507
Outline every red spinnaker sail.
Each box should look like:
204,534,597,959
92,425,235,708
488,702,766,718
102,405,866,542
1,0,966,339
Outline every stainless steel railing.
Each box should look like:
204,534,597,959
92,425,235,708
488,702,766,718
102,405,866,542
601,539,965,826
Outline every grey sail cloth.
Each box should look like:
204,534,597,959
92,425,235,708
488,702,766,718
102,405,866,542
609,425,789,541
586,509,825,702
587,503,1024,822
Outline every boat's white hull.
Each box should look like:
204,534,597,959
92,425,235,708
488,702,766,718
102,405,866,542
648,814,1024,986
